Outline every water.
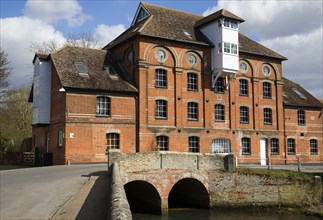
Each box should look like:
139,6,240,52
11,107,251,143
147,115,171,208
133,208,321,220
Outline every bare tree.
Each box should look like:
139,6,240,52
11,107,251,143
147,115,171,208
66,31,101,48
0,48,12,102
29,39,62,55
29,31,101,54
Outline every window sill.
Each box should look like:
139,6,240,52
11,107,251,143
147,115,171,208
214,91,224,94
155,86,167,89
263,96,272,99
240,121,249,124
187,89,198,92
298,124,306,126
264,123,273,125
155,117,168,120
310,153,318,155
188,118,198,121
270,153,279,155
215,120,225,122
239,94,249,97
287,153,296,155
96,115,111,118
241,153,251,155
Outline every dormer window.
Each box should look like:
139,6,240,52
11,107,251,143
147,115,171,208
292,88,306,99
137,8,149,22
218,42,238,55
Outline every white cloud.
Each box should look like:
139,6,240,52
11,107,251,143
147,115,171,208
94,24,126,47
203,0,323,98
0,16,66,87
23,0,91,27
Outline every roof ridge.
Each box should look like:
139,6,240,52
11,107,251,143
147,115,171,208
141,2,203,18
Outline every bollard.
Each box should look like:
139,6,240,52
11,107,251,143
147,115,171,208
297,158,301,172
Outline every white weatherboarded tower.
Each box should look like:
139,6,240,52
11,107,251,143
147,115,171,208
195,9,244,88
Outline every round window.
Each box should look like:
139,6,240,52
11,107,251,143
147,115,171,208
263,66,270,76
156,49,166,62
239,61,247,73
188,55,197,65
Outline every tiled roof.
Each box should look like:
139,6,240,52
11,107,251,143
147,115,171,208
106,2,286,60
239,34,286,60
283,77,322,108
195,8,244,28
50,46,137,93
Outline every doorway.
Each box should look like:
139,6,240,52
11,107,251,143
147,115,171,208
260,139,267,165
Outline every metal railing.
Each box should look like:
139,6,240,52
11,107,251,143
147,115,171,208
22,149,35,165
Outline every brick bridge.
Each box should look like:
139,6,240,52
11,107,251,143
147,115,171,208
108,151,322,218
109,151,236,215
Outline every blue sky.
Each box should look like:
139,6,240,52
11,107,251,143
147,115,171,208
1,0,322,98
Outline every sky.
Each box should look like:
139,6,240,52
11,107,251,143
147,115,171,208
0,0,322,99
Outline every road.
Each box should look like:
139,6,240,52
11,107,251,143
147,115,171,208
0,164,108,220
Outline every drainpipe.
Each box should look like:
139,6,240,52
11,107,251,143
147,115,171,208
283,104,287,165
135,94,140,152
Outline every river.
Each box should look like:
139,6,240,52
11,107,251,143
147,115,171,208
133,208,321,220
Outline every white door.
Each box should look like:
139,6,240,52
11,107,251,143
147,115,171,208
260,139,267,165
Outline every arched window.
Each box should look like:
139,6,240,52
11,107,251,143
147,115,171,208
155,69,167,88
188,136,200,152
211,139,231,153
310,139,318,155
239,79,248,96
264,108,272,125
187,102,198,120
287,138,296,155
297,110,305,125
263,82,272,98
270,138,279,155
241,137,251,155
187,72,198,91
155,100,167,119
214,77,225,93
157,135,169,151
240,106,249,124
96,96,111,116
215,104,225,121
107,133,120,149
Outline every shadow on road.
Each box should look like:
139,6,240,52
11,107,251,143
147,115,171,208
76,171,110,220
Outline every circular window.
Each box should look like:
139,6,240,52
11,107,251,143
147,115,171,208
239,61,247,73
263,66,270,76
188,54,197,65
156,49,166,62
127,51,133,63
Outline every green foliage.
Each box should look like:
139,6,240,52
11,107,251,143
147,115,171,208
0,87,32,152
237,168,313,181
0,133,9,156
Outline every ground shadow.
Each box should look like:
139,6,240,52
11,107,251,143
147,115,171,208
76,170,110,220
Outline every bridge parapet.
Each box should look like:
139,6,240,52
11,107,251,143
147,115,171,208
108,150,235,173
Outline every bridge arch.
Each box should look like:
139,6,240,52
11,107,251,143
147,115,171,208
168,178,209,209
124,180,161,214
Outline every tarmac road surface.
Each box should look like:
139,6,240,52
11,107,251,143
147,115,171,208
0,164,108,220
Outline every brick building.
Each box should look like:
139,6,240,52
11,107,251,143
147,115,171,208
29,2,322,165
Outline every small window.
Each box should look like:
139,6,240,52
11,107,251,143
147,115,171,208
241,137,251,155
264,108,272,125
263,66,270,76
223,42,230,53
155,69,167,88
239,79,248,96
287,138,296,155
292,88,306,99
187,72,198,91
214,77,225,93
156,49,166,62
270,138,279,155
263,82,272,99
157,135,168,151
298,110,306,125
107,133,120,149
239,61,247,73
155,100,167,119
240,106,249,124
137,8,149,22
212,139,231,153
96,96,111,116
188,136,200,152
104,66,116,75
231,44,238,54
188,102,198,120
215,104,225,122
310,139,318,155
